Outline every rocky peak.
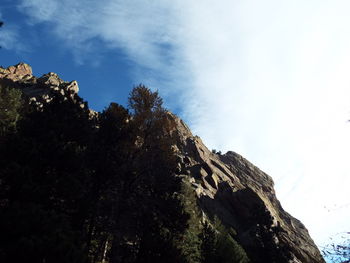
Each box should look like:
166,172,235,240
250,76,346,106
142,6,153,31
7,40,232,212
0,62,33,81
169,112,325,263
0,63,80,107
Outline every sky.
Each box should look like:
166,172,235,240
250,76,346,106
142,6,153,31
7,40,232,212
1,0,350,250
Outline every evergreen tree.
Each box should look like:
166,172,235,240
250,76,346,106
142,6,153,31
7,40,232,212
0,83,258,263
249,206,292,263
176,181,202,263
0,91,93,262
86,102,134,262
200,222,218,263
200,217,250,263
87,85,189,263
0,84,23,136
124,85,189,262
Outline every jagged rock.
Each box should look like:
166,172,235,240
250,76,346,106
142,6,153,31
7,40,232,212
0,62,32,81
0,63,83,108
37,72,62,87
168,112,325,263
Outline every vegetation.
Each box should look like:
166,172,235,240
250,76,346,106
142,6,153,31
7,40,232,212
322,232,350,263
200,218,250,263
0,84,23,136
0,84,251,262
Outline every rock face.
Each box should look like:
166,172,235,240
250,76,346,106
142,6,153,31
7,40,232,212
169,114,325,263
1,63,325,263
0,63,80,106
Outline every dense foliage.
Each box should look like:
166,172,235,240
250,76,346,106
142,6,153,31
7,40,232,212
0,84,249,262
0,85,23,136
322,232,350,263
200,218,250,263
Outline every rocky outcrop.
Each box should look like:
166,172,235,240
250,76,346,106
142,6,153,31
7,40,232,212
0,63,33,79
169,113,325,263
0,63,80,107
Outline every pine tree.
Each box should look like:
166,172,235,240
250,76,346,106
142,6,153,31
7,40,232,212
125,85,189,262
0,84,23,136
0,91,93,263
200,217,250,263
176,181,202,263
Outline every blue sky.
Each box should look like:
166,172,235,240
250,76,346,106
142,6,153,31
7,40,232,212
0,0,136,111
1,0,350,250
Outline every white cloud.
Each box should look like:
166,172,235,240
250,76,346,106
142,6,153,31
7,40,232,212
0,30,26,52
0,11,26,52
18,0,350,246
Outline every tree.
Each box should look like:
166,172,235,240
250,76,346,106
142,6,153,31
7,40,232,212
0,84,23,136
245,204,292,263
174,181,203,263
0,91,93,263
1,83,258,263
123,85,189,262
85,85,189,263
322,232,350,263
86,102,134,262
200,217,250,263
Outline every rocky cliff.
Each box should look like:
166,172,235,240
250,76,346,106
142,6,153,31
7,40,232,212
169,114,325,262
0,63,325,263
0,62,79,106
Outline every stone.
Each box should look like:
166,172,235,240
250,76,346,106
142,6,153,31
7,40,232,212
0,63,33,82
168,112,325,263
66,80,79,94
38,72,62,87
0,63,81,107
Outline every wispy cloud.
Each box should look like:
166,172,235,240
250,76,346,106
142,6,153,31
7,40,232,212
0,11,26,52
18,0,182,68
17,0,350,245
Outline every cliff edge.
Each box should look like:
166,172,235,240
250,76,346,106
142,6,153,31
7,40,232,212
169,113,325,263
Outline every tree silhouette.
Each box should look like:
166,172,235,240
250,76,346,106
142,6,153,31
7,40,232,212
0,84,23,137
0,91,93,262
0,83,258,263
84,85,189,262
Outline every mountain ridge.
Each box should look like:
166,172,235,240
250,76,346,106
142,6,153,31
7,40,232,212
0,63,325,263
169,112,324,263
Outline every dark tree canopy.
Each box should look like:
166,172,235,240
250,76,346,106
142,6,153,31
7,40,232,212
0,85,23,136
128,85,163,115
0,84,250,263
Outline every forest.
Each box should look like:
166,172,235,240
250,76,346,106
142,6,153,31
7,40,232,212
0,84,249,263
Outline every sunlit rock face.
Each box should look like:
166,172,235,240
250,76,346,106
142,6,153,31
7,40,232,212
0,63,79,105
0,63,33,79
169,113,325,263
